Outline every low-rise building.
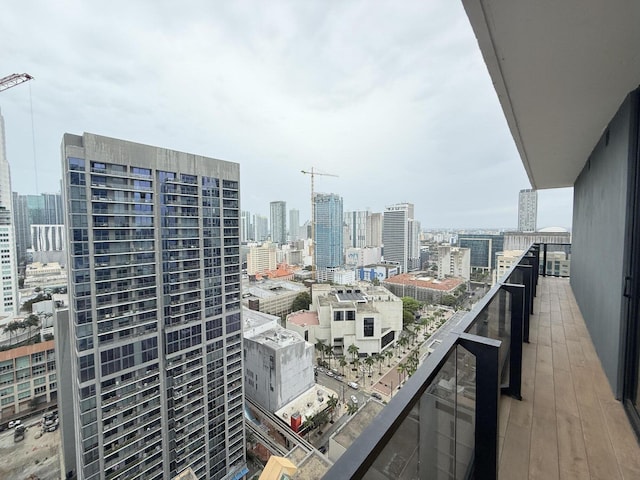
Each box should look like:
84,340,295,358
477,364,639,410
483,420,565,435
0,340,57,421
242,279,309,319
244,309,314,412
355,263,401,282
437,246,471,281
287,284,402,357
383,272,465,304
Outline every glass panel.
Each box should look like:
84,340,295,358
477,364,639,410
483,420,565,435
455,345,476,480
466,289,511,380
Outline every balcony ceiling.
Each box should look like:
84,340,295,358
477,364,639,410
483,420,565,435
462,0,640,189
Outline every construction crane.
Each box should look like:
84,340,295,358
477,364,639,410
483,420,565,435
301,167,338,278
0,73,34,93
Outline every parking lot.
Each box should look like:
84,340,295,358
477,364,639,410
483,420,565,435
0,413,61,479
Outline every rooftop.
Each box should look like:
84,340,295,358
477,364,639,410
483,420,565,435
333,400,385,450
275,385,339,426
384,273,464,291
288,311,320,327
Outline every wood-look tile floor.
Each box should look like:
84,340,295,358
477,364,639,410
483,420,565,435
498,277,640,479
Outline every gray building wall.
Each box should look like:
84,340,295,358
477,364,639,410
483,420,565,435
54,308,76,478
571,93,632,397
244,337,314,412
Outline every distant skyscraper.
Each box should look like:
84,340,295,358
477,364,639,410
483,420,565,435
382,203,420,273
61,133,246,480
344,210,369,248
367,212,383,247
13,192,64,263
254,214,269,241
314,193,344,270
289,209,300,242
270,201,287,244
518,188,538,232
241,210,253,242
0,110,18,315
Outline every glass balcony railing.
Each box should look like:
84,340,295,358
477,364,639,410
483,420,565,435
324,243,550,480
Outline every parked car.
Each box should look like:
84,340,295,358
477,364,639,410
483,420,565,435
350,395,358,404
347,381,359,390
319,445,327,454
8,420,21,429
371,392,383,400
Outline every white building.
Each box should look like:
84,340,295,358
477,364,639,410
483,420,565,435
31,224,65,251
493,250,525,285
287,284,402,357
0,110,18,315
518,189,538,232
382,203,420,273
345,247,382,268
437,246,471,281
243,308,314,412
355,263,401,283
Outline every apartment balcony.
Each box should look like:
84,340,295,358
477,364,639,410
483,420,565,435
325,244,640,479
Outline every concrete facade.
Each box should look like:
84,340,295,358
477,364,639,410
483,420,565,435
436,246,471,281
243,309,314,412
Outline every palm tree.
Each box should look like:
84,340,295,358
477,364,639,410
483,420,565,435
347,402,359,415
385,349,393,366
420,317,430,338
399,336,409,354
327,395,339,423
364,356,375,378
325,344,334,369
315,339,326,366
374,353,383,375
302,417,315,440
353,357,361,378
397,363,407,384
347,343,360,363
339,357,348,376
25,314,40,343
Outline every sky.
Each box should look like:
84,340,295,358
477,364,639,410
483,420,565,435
0,0,573,230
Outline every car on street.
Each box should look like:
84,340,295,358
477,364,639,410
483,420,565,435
325,371,334,377
371,392,383,400
8,420,21,429
319,445,327,454
350,395,358,404
347,381,359,389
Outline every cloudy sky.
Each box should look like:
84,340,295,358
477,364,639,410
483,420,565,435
0,0,573,229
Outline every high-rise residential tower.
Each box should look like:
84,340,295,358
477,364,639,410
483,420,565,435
289,208,300,242
518,188,538,232
61,133,246,480
382,203,420,273
0,110,18,315
13,192,64,264
269,201,287,245
344,210,370,248
314,193,343,271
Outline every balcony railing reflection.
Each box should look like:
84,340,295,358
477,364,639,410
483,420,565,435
324,244,550,480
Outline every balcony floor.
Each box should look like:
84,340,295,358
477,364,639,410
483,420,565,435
498,276,640,479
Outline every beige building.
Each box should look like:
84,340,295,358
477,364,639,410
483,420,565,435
243,279,309,319
0,340,57,421
246,242,277,275
287,284,402,357
437,246,471,281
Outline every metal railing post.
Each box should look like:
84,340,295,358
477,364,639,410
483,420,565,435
500,283,525,400
459,334,501,480
514,264,532,342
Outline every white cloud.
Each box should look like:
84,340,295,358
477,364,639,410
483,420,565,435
0,0,574,228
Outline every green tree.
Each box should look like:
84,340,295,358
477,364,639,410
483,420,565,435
315,339,326,365
374,353,383,375
302,417,315,440
441,294,457,307
347,344,360,363
353,357,361,378
385,349,393,367
339,357,347,376
364,356,375,377
347,402,359,415
292,291,312,311
327,395,339,423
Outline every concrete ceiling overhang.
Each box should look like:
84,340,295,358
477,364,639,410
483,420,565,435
462,0,640,189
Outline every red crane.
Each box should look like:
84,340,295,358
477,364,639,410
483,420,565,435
0,73,34,93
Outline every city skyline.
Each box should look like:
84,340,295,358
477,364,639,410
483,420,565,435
0,2,572,229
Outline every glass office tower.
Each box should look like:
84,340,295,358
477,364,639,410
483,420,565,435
61,133,245,480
